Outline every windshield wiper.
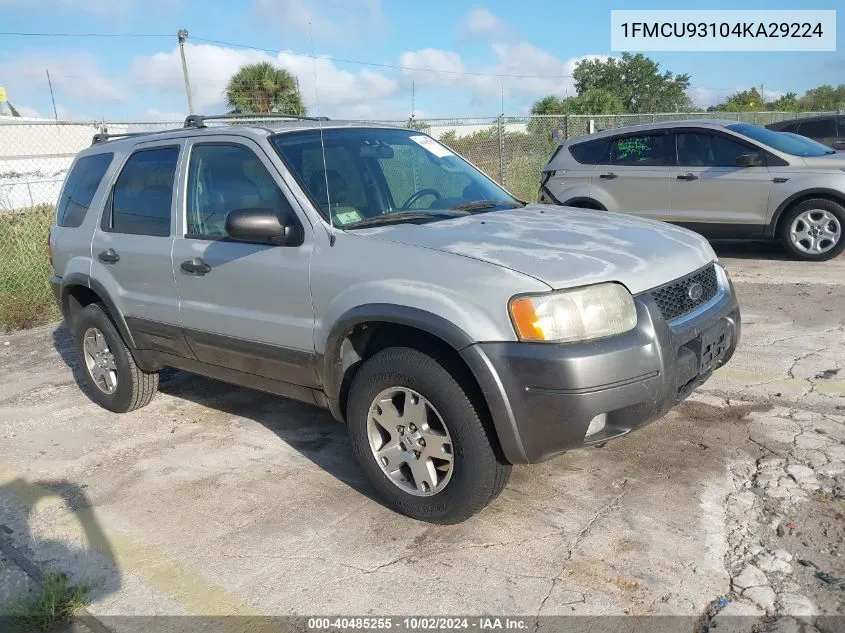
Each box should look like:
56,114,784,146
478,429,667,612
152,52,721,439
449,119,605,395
447,199,525,212
340,210,468,230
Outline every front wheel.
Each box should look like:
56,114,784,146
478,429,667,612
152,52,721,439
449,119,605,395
73,303,159,413
347,347,511,523
780,199,845,261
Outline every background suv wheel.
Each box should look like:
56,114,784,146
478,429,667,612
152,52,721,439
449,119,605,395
73,303,159,413
347,347,511,523
780,198,845,261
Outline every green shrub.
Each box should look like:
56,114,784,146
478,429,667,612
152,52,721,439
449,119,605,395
0,205,59,330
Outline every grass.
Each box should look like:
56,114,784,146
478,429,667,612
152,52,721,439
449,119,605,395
0,205,60,330
6,570,89,632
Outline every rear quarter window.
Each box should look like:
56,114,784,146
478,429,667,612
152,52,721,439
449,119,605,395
568,139,610,164
798,118,835,138
56,153,113,227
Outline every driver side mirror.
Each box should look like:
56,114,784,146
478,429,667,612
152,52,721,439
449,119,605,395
736,152,763,167
225,208,303,246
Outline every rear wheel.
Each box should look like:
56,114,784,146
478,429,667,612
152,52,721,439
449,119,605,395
347,347,511,523
780,199,845,261
73,303,159,413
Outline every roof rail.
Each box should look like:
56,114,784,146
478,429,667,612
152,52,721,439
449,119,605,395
183,113,330,128
91,131,157,146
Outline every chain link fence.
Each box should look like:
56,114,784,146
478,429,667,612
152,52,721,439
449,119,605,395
0,110,836,328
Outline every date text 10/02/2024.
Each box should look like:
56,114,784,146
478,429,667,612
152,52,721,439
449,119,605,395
306,617,530,630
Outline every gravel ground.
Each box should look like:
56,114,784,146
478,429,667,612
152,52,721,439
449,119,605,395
0,243,843,633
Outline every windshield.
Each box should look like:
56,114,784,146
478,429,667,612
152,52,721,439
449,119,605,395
271,128,520,228
727,123,835,157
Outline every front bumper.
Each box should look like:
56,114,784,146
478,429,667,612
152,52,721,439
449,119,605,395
460,272,740,464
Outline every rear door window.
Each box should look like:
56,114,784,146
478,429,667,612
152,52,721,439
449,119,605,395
569,139,610,164
610,134,667,166
103,147,179,237
57,153,113,227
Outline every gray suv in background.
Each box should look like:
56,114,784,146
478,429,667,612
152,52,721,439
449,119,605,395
540,120,845,260
50,115,739,523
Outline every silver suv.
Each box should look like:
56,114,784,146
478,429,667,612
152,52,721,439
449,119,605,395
50,114,740,523
539,119,845,261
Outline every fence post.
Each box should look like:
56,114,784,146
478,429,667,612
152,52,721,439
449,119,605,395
564,114,569,141
497,115,505,185
24,175,35,210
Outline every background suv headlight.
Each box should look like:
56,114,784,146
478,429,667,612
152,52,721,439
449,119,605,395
509,283,637,343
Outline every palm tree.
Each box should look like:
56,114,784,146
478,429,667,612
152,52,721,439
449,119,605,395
225,62,305,115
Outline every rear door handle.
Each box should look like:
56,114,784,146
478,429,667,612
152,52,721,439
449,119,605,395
180,257,211,276
599,172,618,180
676,173,699,181
834,140,845,147
98,248,120,263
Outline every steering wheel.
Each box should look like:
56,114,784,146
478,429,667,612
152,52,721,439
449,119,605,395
401,188,441,209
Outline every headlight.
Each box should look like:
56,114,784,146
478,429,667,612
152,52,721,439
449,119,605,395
508,283,637,343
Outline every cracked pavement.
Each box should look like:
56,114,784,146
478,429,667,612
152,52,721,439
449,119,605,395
0,243,844,630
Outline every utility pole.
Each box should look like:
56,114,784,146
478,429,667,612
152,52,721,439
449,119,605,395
45,69,58,120
177,29,195,114
760,84,765,106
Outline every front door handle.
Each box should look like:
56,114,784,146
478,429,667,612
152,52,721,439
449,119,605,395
180,257,211,276
98,248,120,263
676,173,699,181
599,172,618,180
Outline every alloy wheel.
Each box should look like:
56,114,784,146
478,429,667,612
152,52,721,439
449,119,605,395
366,387,454,496
82,327,118,394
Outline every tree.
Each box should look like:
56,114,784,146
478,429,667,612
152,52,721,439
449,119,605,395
798,84,845,111
225,62,305,115
530,89,624,116
710,88,765,112
572,53,692,113
768,92,799,111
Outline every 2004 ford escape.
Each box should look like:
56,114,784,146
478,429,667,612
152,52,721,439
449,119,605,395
49,115,741,523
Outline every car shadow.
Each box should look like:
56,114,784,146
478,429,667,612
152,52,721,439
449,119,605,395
0,478,121,619
710,239,793,261
51,324,87,391
50,325,380,505
155,369,382,505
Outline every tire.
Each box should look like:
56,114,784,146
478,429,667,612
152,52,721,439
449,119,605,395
779,198,845,261
347,347,511,524
73,303,159,413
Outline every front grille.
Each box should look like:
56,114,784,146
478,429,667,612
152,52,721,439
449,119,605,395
648,264,720,322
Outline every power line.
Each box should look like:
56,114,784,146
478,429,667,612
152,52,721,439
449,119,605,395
0,31,170,37
0,30,763,92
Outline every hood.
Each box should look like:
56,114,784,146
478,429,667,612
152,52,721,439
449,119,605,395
801,153,845,170
355,205,716,294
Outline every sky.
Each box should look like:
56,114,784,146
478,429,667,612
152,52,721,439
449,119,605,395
0,0,842,122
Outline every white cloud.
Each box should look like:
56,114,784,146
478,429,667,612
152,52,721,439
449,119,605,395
251,0,385,40
400,43,608,103
0,52,127,106
463,8,508,35
131,43,399,114
399,49,465,77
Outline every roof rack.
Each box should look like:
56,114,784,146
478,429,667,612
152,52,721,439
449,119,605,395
183,113,330,128
91,131,158,145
